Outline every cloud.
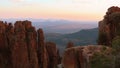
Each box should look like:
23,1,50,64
10,0,33,2
58,0,92,4
11,0,25,2
71,0,92,3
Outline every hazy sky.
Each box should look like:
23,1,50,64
0,0,120,21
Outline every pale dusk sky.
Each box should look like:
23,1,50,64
0,0,120,21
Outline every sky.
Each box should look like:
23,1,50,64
0,0,120,21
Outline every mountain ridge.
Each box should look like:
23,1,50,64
1,18,98,34
45,28,98,53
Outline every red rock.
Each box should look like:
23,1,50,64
24,21,39,68
12,21,30,68
37,28,48,68
46,42,60,68
62,47,78,68
0,21,12,68
0,21,8,49
98,6,120,46
62,45,112,68
66,41,74,48
0,20,61,68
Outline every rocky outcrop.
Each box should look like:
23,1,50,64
0,20,60,68
62,6,119,68
37,29,48,68
12,21,30,68
66,41,74,48
62,45,112,68
98,6,120,46
0,21,12,68
24,21,39,68
46,42,61,68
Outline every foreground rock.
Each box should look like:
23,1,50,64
46,42,61,68
62,45,112,68
0,21,12,68
12,21,30,68
0,20,60,68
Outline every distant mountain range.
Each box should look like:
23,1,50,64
45,28,98,53
1,18,98,34
33,20,98,34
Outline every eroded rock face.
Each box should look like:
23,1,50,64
62,45,112,68
12,21,30,68
37,29,49,68
98,6,120,46
24,21,39,68
62,48,78,68
0,21,12,68
0,20,60,68
0,21,7,49
46,42,60,68
66,42,74,48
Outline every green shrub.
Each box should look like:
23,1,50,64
90,52,114,68
112,36,120,68
112,36,120,52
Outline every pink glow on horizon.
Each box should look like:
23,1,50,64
0,0,119,21
0,7,103,21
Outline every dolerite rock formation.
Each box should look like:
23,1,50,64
0,21,12,68
66,41,74,48
24,21,39,68
62,45,112,68
0,20,60,68
37,29,48,68
98,6,120,46
46,42,61,68
13,21,30,68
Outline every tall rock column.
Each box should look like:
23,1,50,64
5,23,15,68
12,21,30,68
23,21,39,68
0,21,8,50
0,21,12,68
37,29,48,68
46,42,60,68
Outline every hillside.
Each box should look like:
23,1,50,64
32,20,98,34
45,28,98,52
